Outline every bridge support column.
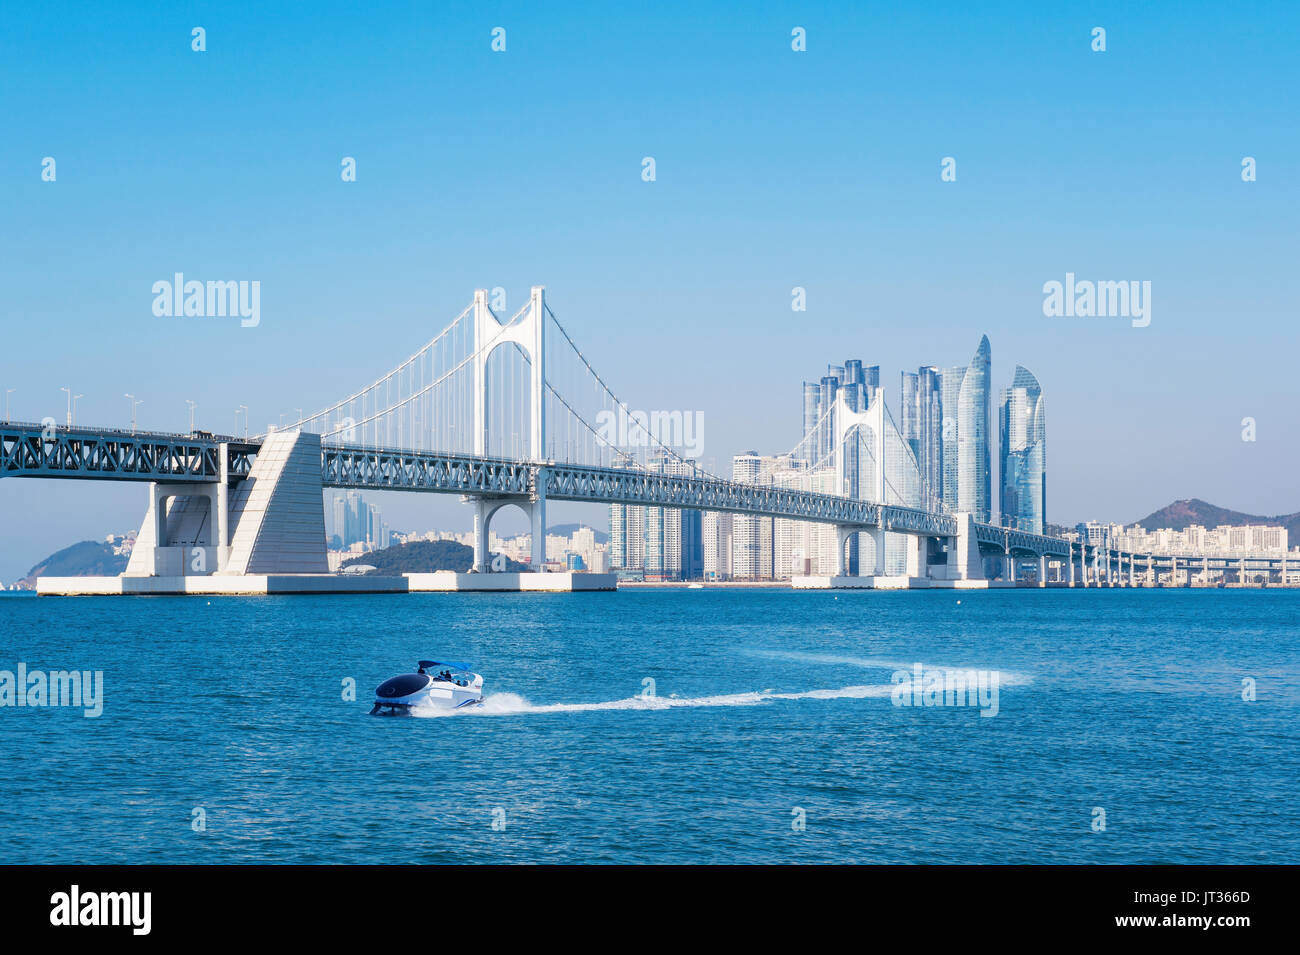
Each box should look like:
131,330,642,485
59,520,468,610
1038,554,1047,587
530,469,547,572
905,535,923,579
1068,547,1076,586
151,482,167,546
936,513,983,584
872,526,887,576
216,442,230,572
832,526,853,577
472,499,493,573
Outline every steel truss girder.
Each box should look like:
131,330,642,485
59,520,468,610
321,447,532,495
540,463,956,533
0,422,252,483
973,522,1072,557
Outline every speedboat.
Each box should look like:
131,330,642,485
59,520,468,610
370,660,484,715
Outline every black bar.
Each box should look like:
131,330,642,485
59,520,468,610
0,864,1284,941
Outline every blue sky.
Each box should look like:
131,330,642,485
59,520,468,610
2,1,1299,580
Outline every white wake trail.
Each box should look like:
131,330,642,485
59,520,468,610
741,648,1034,687
408,683,894,718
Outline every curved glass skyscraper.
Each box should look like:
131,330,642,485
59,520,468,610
999,365,1046,533
956,335,992,522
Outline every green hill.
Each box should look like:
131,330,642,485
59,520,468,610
1133,498,1300,539
18,540,128,588
341,540,526,575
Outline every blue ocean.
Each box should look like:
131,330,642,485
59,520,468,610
1,588,1296,864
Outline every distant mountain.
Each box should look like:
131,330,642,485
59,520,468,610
1133,498,1300,539
547,523,607,544
17,540,128,589
342,540,527,575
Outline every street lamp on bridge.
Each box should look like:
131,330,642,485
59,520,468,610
125,394,143,434
60,387,84,427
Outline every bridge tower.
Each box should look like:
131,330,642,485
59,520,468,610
831,391,885,577
470,286,549,572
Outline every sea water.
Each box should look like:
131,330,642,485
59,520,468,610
0,588,1296,863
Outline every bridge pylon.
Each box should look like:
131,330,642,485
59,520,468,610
469,286,549,572
472,285,546,461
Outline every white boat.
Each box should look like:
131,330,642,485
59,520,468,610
370,660,484,715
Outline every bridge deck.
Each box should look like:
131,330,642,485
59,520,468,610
13,422,1260,561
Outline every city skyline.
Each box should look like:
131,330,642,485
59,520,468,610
3,3,1298,582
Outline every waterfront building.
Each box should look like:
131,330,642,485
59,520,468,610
999,365,1047,534
901,365,944,510
1110,522,1291,556
730,451,789,579
329,491,390,550
617,451,702,580
940,364,964,513
956,335,993,523
702,511,733,580
801,361,879,465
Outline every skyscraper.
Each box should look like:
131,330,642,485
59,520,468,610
999,365,1046,533
702,511,733,580
956,335,992,522
901,371,919,451
801,360,879,465
608,458,646,572
940,365,964,513
731,451,779,579
915,365,943,509
642,450,703,580
901,367,944,511
801,382,820,453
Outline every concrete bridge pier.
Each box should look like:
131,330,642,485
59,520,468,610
124,479,222,577
471,494,547,573
831,525,854,577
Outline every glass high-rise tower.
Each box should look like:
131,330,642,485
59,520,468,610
956,335,993,523
901,366,943,510
940,365,964,513
999,365,1046,533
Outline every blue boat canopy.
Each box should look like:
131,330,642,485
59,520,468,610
419,659,473,672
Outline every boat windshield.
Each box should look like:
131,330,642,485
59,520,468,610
431,668,471,685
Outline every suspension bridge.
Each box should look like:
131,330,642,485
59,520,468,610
3,287,1264,593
